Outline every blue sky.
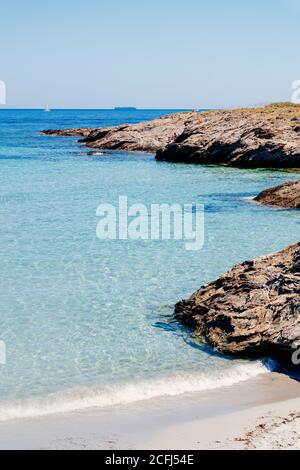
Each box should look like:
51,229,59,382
0,0,299,108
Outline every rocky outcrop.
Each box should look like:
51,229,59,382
255,180,300,209
157,105,300,168
175,242,300,356
43,128,91,138
43,112,193,153
42,104,300,168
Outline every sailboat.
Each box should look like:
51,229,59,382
44,104,51,112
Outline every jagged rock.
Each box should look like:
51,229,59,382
157,105,300,168
175,242,300,355
255,180,300,209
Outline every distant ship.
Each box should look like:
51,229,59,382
114,107,137,111
44,104,51,112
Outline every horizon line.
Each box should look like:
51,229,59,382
0,107,203,111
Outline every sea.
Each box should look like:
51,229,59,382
0,108,299,421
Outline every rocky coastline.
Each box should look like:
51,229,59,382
42,104,300,358
43,112,192,153
43,103,300,168
156,104,300,168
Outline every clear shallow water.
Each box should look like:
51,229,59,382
0,109,299,420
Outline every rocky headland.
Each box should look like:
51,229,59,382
175,242,300,356
43,103,300,168
43,112,192,153
255,180,300,209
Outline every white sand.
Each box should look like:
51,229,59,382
143,395,300,450
0,372,299,450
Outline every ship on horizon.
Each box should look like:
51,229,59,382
114,107,137,111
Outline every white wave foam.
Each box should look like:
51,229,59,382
0,360,273,422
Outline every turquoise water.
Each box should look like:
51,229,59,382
0,109,299,420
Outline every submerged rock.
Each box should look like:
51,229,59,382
87,150,106,156
175,242,300,356
255,180,300,209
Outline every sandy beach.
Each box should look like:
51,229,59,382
144,379,300,450
0,371,299,450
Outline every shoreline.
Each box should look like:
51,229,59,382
0,360,271,423
0,371,300,450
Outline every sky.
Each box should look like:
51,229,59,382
0,0,299,109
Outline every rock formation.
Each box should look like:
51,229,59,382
43,128,91,138
43,112,193,153
175,242,300,355
157,104,300,168
255,180,300,209
42,103,300,168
